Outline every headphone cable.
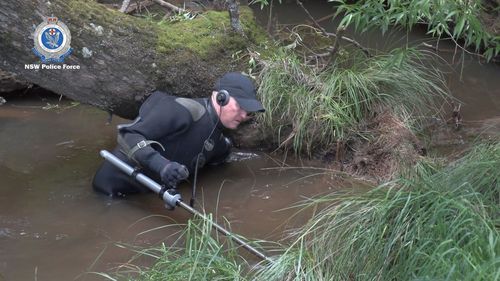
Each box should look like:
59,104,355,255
190,97,223,207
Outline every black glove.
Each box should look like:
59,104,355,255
160,161,189,187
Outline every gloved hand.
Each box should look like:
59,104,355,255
160,161,189,187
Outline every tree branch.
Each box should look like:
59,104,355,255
326,31,371,57
330,27,346,59
119,0,131,13
296,0,371,57
152,0,185,13
124,0,155,14
296,0,329,37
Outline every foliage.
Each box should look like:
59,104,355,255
156,10,246,56
97,216,248,281
331,0,500,61
253,142,500,280
166,11,197,23
256,47,449,155
136,217,246,281
249,0,282,10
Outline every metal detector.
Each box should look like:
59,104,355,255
99,150,273,263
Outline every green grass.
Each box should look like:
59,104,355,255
94,215,249,281
253,142,500,281
256,47,450,155
138,216,247,281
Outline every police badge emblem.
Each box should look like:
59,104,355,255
32,17,73,63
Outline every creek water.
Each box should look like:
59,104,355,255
1,2,499,281
0,95,353,280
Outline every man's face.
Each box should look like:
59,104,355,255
219,97,250,129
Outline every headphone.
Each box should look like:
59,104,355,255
216,90,230,107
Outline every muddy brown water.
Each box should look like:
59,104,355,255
0,96,355,280
1,2,499,281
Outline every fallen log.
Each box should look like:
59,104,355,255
0,0,266,118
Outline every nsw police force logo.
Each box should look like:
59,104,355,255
32,17,73,63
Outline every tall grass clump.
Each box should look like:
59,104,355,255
257,47,449,155
139,217,247,281
253,142,500,280
100,215,248,281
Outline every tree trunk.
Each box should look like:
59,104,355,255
227,0,244,34
0,0,262,119
119,0,131,13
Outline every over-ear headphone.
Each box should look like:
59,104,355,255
216,90,230,106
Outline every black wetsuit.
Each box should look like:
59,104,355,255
92,91,231,196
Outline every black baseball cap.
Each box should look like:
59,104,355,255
214,72,265,112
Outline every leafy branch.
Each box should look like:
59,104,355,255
332,0,500,61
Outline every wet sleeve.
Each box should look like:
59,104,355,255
120,94,192,175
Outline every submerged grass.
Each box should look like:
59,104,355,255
253,142,500,280
257,47,450,155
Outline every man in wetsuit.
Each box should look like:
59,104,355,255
92,72,265,197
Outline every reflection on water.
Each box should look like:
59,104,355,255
0,96,353,280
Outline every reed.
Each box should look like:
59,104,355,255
95,215,248,281
136,216,248,281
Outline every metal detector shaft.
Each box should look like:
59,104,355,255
99,150,273,263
